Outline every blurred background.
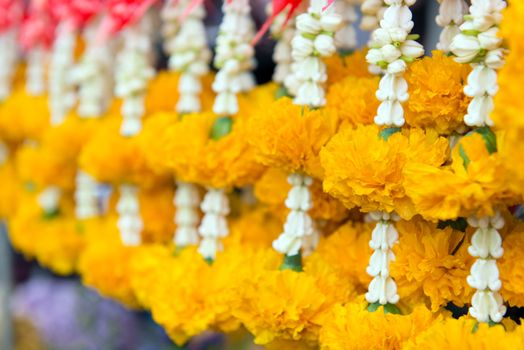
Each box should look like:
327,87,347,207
0,1,442,349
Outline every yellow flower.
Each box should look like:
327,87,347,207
324,50,372,87
164,112,265,188
326,75,380,129
224,206,282,249
404,132,513,220
391,218,474,311
321,125,449,218
492,2,524,130
319,300,436,350
0,88,50,143
404,317,524,350
79,117,164,187
235,253,353,346
0,159,20,219
78,216,141,308
499,222,524,307
247,97,338,178
405,51,471,134
315,221,373,294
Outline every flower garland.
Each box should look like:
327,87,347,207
435,0,467,53
0,0,21,101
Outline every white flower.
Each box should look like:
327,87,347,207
464,65,498,97
386,59,407,74
314,34,336,56
450,33,481,63
291,35,315,60
296,13,321,34
294,57,327,82
400,40,424,59
485,48,505,69
381,44,402,62
295,80,325,107
464,95,494,127
470,290,506,323
366,275,400,305
366,48,385,65
467,259,502,291
380,5,414,32
375,99,405,126
468,227,504,259
436,0,468,27
319,13,343,32
478,27,502,50
376,74,409,102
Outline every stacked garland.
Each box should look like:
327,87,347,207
1,0,524,348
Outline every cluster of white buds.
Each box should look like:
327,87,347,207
115,13,155,136
0,27,19,101
198,189,229,260
71,18,114,118
467,211,506,323
435,0,467,53
335,0,360,50
273,174,316,257
74,170,99,220
269,5,297,84
174,182,200,248
164,0,211,114
365,211,400,305
37,186,62,215
450,0,506,127
212,0,256,116
366,0,424,127
360,0,386,31
285,0,343,107
116,184,143,246
26,46,48,96
48,22,77,125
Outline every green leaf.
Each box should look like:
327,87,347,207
42,208,60,220
383,303,402,315
210,116,233,140
473,126,497,154
379,127,402,141
459,144,470,169
367,302,381,312
338,49,354,58
275,85,291,100
437,218,468,232
204,257,214,265
279,253,303,272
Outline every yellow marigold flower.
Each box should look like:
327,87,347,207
499,222,524,307
326,75,380,129
324,50,371,87
78,217,141,308
137,185,176,244
247,97,338,178
0,88,50,143
254,168,348,223
405,51,471,134
390,219,474,311
79,118,165,187
235,254,353,346
318,300,436,350
492,3,524,130
321,125,449,218
0,159,20,219
404,317,524,350
164,112,265,188
404,132,513,220
224,206,282,249
315,221,373,293
136,111,178,177
237,82,278,120
129,244,174,308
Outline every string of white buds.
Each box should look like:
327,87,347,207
212,0,256,116
284,0,343,107
164,0,211,114
0,27,19,101
268,5,297,84
365,211,400,305
174,182,200,248
273,174,315,257
467,211,506,323
435,0,467,53
71,18,115,118
335,0,360,50
26,45,48,96
115,13,155,136
48,22,77,125
198,188,229,260
360,0,386,32
37,186,61,215
116,184,142,246
366,0,424,127
450,0,506,127
74,170,99,220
